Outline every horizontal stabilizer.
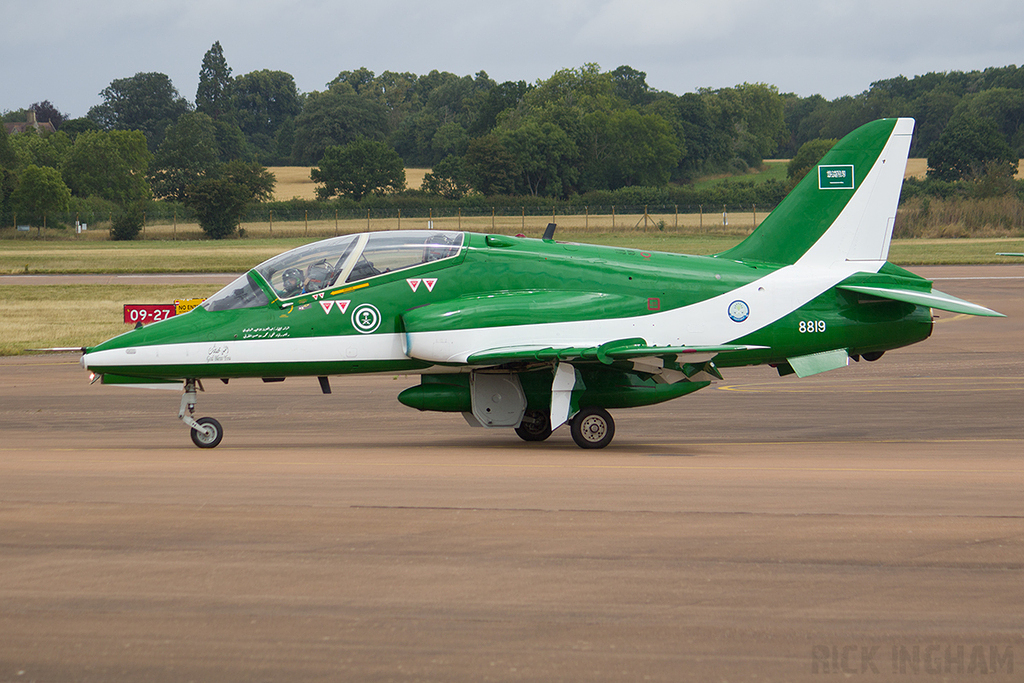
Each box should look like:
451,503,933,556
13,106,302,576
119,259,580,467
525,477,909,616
466,340,768,366
837,284,1005,317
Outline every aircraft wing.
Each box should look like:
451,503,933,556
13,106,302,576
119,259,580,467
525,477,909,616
465,339,768,366
836,284,1004,317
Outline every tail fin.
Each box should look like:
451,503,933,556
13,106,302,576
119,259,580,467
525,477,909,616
717,118,914,267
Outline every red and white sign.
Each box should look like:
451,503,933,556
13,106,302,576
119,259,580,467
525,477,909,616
124,304,176,324
408,278,438,292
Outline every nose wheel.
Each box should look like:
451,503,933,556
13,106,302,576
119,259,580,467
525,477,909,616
190,416,223,449
179,379,224,449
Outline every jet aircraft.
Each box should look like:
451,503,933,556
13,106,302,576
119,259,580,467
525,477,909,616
80,118,1003,449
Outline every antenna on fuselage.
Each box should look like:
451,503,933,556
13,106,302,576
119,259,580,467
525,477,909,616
543,223,557,241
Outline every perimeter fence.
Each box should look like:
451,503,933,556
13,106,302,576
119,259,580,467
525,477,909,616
2,202,777,240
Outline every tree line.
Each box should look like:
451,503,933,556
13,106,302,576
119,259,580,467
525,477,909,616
2,42,1023,239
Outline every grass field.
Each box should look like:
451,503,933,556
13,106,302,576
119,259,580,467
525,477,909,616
0,284,223,355
3,228,1024,275
268,167,430,200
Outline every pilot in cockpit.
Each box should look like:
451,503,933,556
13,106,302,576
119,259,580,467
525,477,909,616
303,260,333,293
281,267,304,297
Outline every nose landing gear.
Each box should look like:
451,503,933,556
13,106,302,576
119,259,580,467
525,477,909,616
179,379,224,449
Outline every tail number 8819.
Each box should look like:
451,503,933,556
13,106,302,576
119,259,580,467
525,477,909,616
799,320,827,333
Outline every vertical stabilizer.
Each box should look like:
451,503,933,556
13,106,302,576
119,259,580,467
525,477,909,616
717,118,914,267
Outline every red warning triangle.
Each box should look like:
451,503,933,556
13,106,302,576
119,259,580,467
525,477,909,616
320,301,335,314
424,278,437,292
336,300,350,314
407,278,421,292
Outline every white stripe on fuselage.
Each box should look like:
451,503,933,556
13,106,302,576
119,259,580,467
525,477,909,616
82,332,408,371
404,260,885,364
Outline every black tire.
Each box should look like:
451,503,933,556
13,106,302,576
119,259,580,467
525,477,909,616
862,351,884,362
190,417,223,449
515,409,552,442
570,407,615,449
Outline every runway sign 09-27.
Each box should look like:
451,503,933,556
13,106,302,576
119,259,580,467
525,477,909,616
123,299,206,324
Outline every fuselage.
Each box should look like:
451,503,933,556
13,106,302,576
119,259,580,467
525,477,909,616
80,230,933,382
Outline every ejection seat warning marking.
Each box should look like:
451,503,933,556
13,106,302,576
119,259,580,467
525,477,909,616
408,278,438,292
319,300,351,314
818,165,855,190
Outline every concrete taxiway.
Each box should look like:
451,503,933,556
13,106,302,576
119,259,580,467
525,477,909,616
0,265,1022,681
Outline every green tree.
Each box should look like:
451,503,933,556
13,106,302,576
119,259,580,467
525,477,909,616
392,71,495,166
329,67,376,94
232,70,302,161
421,155,472,199
464,134,519,195
30,101,67,129
787,138,837,187
499,121,578,197
702,83,787,167
611,65,654,106
220,160,276,202
62,130,152,204
149,112,220,201
109,202,145,241
956,88,1024,156
10,164,71,225
927,113,1017,181
7,128,71,170
292,89,390,165
183,177,248,239
58,117,102,141
311,139,405,200
0,126,17,224
174,161,274,239
196,41,233,120
468,80,529,136
87,72,191,150
580,108,681,189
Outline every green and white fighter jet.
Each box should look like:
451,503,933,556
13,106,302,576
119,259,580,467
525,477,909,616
81,118,1003,449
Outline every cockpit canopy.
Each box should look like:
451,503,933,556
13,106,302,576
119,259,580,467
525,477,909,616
203,230,464,312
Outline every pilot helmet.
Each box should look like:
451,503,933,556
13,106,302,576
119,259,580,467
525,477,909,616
282,267,302,293
305,261,331,292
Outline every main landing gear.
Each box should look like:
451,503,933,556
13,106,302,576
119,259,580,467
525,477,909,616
514,407,616,449
179,379,224,449
569,407,615,449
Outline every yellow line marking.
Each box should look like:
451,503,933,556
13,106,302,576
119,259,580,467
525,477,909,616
331,282,369,295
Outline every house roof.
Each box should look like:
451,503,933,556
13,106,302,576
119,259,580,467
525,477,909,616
3,111,57,135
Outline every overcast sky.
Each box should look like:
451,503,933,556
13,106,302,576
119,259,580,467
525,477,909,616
4,0,1023,118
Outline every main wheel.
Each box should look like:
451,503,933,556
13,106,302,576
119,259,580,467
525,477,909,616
570,407,615,449
190,417,223,449
515,409,552,442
